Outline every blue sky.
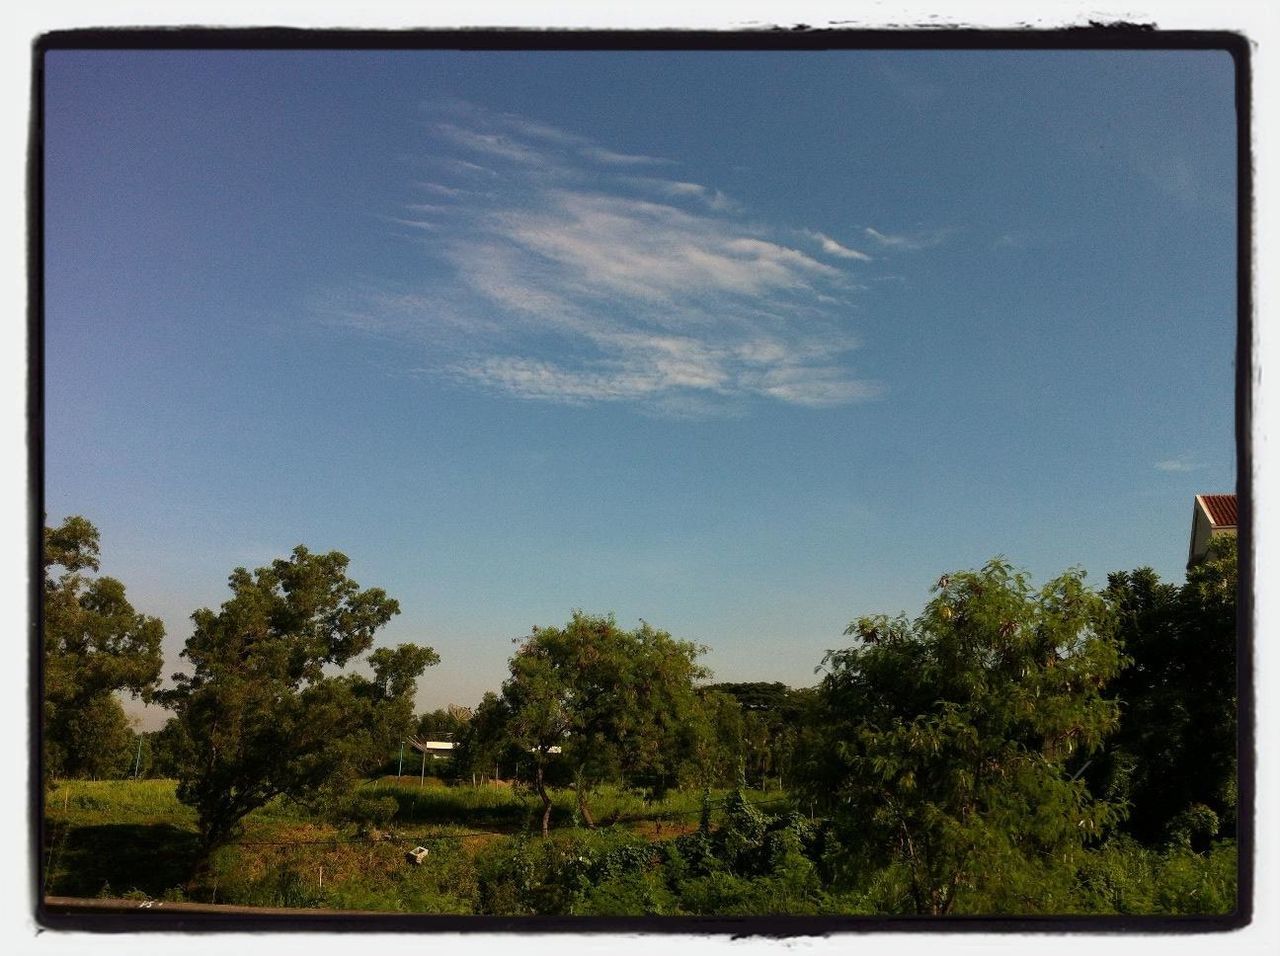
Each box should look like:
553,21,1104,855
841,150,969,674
42,48,1238,727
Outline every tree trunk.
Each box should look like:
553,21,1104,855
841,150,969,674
535,764,552,837
574,767,596,828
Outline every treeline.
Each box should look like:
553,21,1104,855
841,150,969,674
405,679,813,800
42,515,1238,913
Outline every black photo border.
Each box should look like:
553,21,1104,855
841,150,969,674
28,22,1256,937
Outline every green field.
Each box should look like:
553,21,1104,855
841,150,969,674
42,778,1236,917
42,778,781,914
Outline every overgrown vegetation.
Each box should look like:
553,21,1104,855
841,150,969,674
41,515,1240,917
156,546,439,850
801,560,1126,914
43,778,1235,916
42,516,163,783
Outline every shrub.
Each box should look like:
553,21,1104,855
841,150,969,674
325,791,400,835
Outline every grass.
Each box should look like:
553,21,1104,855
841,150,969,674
41,777,767,909
46,778,195,826
43,780,199,899
41,778,1236,916
367,775,780,832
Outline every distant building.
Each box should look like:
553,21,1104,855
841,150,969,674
1187,493,1237,569
409,736,456,760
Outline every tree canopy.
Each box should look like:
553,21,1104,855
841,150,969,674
708,681,817,791
1093,538,1238,846
803,559,1125,914
161,545,438,848
43,516,164,780
494,611,709,834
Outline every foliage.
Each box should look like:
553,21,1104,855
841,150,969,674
1092,538,1238,843
160,545,438,848
1072,835,1237,915
467,817,825,917
144,717,191,779
40,513,1240,917
323,790,400,836
707,682,819,790
686,688,745,788
657,790,828,914
44,777,1237,916
363,644,444,778
492,612,709,833
803,559,1125,914
453,691,524,782
43,516,164,780
55,694,137,780
417,704,472,740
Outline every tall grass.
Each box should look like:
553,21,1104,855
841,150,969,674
41,778,1235,916
45,778,193,826
42,777,791,905
363,777,782,832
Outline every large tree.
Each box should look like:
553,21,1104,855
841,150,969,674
496,612,709,835
804,559,1125,915
43,516,164,780
1092,537,1238,846
161,546,438,849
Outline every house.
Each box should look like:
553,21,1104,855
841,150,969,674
1187,493,1237,569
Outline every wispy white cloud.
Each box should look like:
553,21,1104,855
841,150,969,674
441,158,500,179
1155,457,1206,473
414,181,481,198
802,229,872,261
329,102,903,415
382,215,441,232
434,123,548,165
581,145,675,166
623,176,740,212
864,225,951,251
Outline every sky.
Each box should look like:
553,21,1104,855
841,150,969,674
41,47,1238,729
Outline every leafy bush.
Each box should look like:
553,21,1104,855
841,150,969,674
1166,804,1220,853
655,790,828,914
1073,836,1236,915
324,791,400,835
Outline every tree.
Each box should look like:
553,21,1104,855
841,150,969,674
146,717,191,779
1093,537,1238,845
803,559,1125,914
496,612,709,835
417,703,473,741
687,688,746,789
161,546,438,849
455,692,524,784
57,694,137,779
708,682,817,791
43,516,164,781
366,643,443,753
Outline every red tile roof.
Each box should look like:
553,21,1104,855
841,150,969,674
1199,493,1238,528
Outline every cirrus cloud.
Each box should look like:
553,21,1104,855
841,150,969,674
330,101,911,416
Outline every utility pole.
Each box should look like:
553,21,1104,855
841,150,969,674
397,740,404,779
132,734,143,779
